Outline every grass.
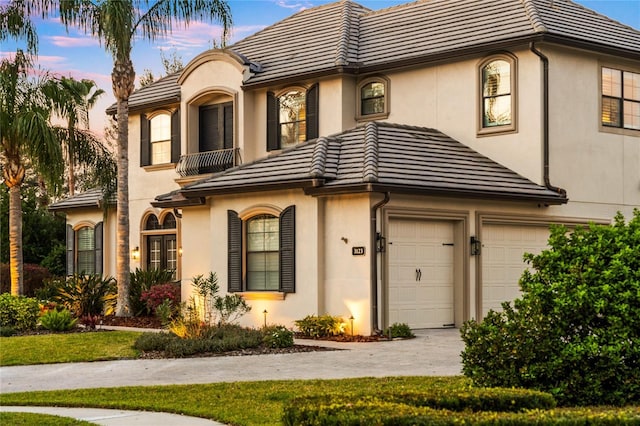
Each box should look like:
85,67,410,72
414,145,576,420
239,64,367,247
0,377,468,425
0,412,95,425
0,331,141,366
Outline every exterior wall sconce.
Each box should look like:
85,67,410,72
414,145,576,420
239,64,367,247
376,232,386,252
349,315,355,336
178,247,183,257
131,246,140,260
263,309,268,327
470,236,481,256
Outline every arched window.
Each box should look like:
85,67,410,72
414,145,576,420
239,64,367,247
150,113,171,164
141,212,178,279
267,85,318,151
357,76,389,119
479,54,517,134
66,222,103,276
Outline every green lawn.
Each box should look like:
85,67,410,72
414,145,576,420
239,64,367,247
0,331,141,366
0,412,96,426
0,377,467,425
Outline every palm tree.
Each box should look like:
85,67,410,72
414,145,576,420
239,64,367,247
43,76,108,196
27,0,232,316
0,1,38,55
0,51,64,295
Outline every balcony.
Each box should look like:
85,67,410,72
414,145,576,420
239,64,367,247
176,148,240,177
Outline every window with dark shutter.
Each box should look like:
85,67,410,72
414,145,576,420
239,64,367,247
279,205,296,293
66,224,74,275
306,84,319,140
267,91,279,151
171,108,181,163
228,210,243,292
140,114,150,166
94,222,103,275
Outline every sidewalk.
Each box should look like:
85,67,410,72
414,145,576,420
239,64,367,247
0,328,464,425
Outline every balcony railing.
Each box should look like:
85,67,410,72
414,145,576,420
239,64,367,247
176,148,240,177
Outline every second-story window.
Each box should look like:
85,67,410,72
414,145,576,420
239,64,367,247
357,76,389,120
267,84,318,151
602,67,640,130
140,109,180,167
150,114,171,164
478,54,517,135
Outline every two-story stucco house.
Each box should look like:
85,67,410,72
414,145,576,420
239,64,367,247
50,0,640,335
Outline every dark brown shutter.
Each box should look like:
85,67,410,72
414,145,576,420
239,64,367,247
140,114,150,166
279,205,295,293
224,104,234,149
94,222,103,275
171,108,181,163
199,105,219,152
267,91,279,151
66,224,74,275
306,84,319,140
228,210,243,292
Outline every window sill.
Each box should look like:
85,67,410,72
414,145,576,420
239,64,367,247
599,125,640,137
142,163,176,172
476,125,517,137
356,112,389,122
238,292,286,301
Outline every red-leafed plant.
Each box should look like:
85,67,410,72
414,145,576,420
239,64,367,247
141,283,180,314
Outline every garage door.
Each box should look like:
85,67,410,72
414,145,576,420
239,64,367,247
482,224,549,317
388,219,454,328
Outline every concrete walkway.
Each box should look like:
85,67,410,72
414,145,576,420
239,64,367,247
0,328,464,425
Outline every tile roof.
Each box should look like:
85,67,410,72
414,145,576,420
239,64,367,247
106,72,181,114
174,122,567,204
48,188,115,211
113,0,638,110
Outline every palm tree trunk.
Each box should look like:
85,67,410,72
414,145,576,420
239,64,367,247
113,58,134,317
8,182,23,295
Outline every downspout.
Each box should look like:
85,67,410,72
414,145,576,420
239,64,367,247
530,43,567,198
370,192,390,335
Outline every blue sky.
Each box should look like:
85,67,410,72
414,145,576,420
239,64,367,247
2,0,639,135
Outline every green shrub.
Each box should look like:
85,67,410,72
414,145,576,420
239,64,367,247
191,272,251,325
39,309,78,331
154,299,174,327
53,274,117,317
294,314,344,338
384,322,415,338
284,398,640,426
134,324,264,357
461,210,640,406
0,293,40,330
0,326,16,336
129,268,175,316
263,325,294,348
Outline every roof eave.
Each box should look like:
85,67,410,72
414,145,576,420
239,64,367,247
150,196,205,209
105,96,181,115
304,183,568,205
180,178,324,198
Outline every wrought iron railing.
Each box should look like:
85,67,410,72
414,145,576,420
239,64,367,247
176,148,240,177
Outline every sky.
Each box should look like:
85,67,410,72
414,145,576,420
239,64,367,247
2,0,639,136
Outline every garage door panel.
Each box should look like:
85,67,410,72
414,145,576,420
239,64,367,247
482,224,549,317
389,219,455,329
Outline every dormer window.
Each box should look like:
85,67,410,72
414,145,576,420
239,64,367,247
267,84,318,151
357,76,389,120
478,54,517,135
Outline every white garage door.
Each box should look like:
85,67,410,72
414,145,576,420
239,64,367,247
388,219,455,328
482,224,549,317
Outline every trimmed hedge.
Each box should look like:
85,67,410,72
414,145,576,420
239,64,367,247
283,399,640,425
0,293,40,330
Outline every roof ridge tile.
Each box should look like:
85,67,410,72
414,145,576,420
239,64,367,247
363,121,379,183
310,137,330,177
521,0,548,33
335,0,352,66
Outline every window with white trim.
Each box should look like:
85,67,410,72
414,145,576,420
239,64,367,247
150,114,171,164
602,67,640,130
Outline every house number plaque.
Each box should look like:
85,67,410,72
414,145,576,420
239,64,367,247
352,247,366,256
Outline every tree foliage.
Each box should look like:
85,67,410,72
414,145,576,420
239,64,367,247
461,210,640,406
